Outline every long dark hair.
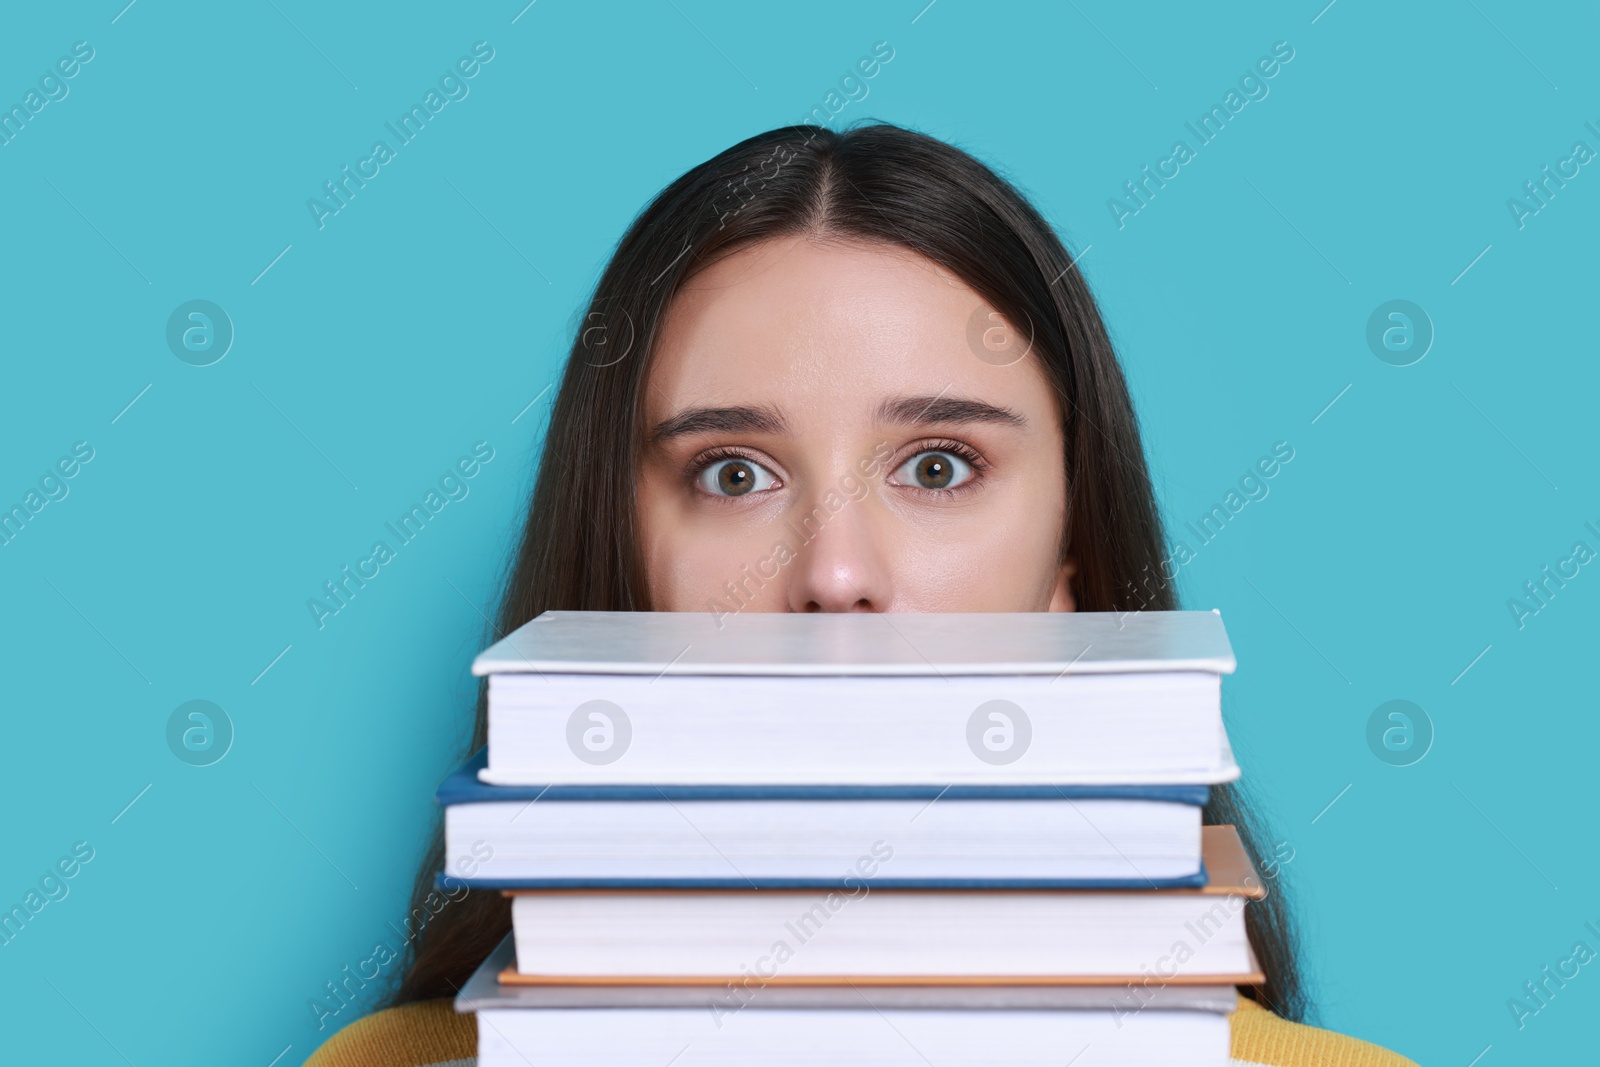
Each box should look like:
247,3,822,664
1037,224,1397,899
388,120,1307,1022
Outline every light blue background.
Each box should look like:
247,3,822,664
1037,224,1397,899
2,1,1595,1063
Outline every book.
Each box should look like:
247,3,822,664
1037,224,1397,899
447,610,1254,1067
501,826,1263,986
459,933,1243,1012
474,1004,1233,1067
472,610,1238,786
439,749,1210,888
464,937,1237,1067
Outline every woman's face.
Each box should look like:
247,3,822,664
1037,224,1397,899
637,234,1074,614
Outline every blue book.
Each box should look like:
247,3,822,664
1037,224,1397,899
437,750,1210,890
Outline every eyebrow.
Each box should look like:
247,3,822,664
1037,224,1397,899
648,395,1025,444
875,395,1027,428
649,404,788,443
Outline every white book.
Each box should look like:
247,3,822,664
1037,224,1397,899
476,1005,1232,1067
509,888,1251,982
473,611,1238,786
443,790,1206,886
506,824,1259,984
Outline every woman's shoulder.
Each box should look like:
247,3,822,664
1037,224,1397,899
302,999,475,1067
1231,995,1419,1066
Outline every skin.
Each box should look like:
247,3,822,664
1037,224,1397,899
637,233,1077,614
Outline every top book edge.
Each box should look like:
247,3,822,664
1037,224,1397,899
471,610,1236,677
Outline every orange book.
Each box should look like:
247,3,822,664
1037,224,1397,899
499,825,1266,987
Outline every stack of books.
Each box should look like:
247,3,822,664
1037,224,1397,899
440,610,1260,1066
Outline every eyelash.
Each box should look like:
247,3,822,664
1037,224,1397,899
685,446,783,497
890,438,989,496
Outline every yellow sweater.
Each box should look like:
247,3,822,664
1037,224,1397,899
304,994,1419,1066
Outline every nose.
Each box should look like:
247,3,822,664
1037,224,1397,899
785,489,890,612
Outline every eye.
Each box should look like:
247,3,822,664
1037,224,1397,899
892,449,976,491
696,457,779,497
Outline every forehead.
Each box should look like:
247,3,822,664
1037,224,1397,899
644,235,1057,425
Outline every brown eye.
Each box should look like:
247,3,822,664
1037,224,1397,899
891,450,976,491
697,457,777,497
915,454,954,489
719,461,755,495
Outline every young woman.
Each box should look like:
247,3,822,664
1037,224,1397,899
306,122,1414,1066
